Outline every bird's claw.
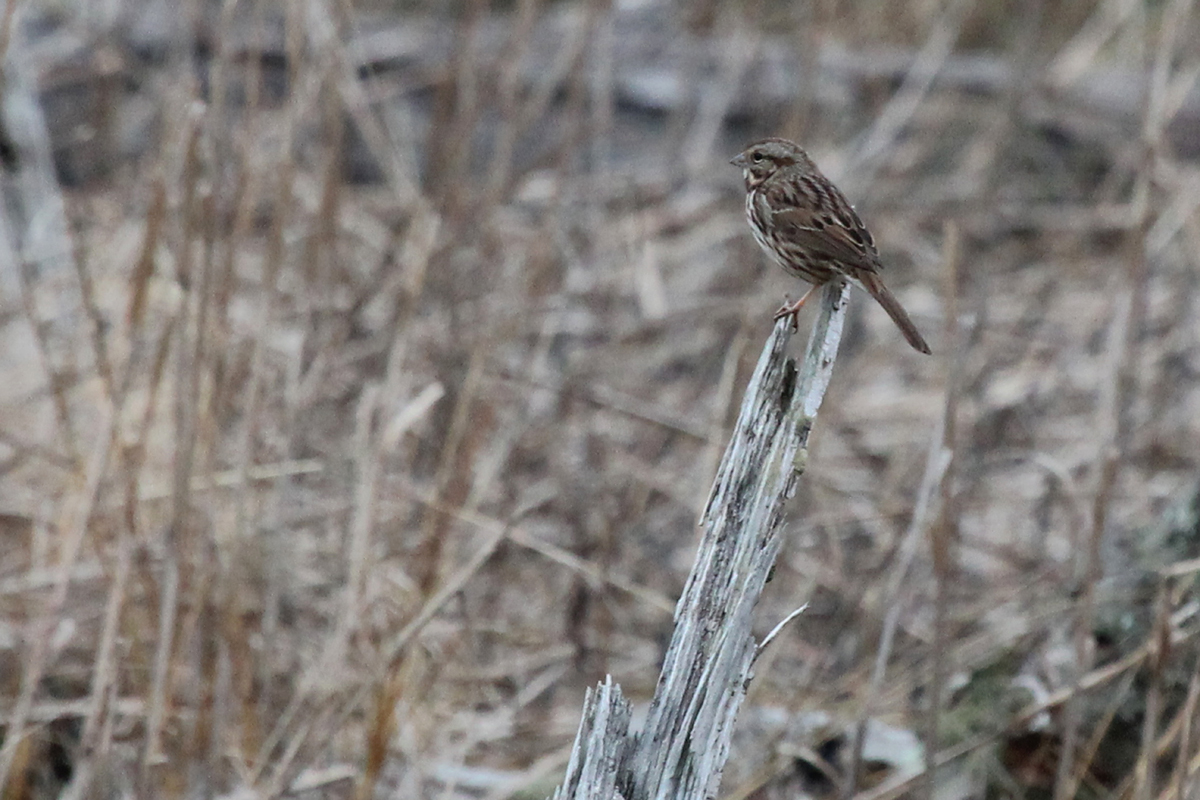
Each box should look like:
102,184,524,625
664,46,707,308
772,286,817,332
772,303,801,331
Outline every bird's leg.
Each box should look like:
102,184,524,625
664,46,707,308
772,285,818,331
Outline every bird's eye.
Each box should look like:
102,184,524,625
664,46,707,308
751,153,763,162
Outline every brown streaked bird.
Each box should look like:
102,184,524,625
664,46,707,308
731,138,932,355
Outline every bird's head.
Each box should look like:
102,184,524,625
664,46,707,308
730,138,814,189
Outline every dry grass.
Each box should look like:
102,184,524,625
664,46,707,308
2,0,1200,797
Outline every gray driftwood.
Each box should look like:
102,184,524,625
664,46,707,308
551,282,850,800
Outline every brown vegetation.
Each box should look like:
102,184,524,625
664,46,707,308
1,0,1200,797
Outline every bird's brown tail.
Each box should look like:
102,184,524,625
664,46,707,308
860,273,932,355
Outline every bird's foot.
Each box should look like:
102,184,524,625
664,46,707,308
772,286,818,331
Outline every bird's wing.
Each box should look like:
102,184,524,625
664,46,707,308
770,203,882,274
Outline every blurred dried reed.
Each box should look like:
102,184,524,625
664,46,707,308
0,0,1199,798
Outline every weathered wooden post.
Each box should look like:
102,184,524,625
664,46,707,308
552,281,850,800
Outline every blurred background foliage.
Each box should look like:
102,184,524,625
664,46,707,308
1,0,1199,797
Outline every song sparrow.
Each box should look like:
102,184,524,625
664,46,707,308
731,138,931,355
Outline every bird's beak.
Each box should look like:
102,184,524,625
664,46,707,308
730,153,746,168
